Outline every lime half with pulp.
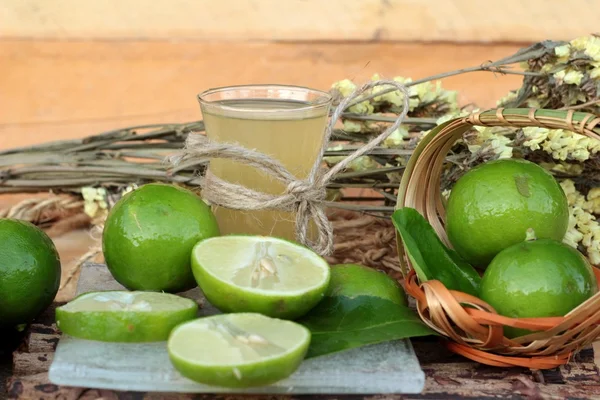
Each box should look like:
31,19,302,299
168,313,310,388
191,236,330,319
55,291,198,342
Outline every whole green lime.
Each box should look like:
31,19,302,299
0,219,61,328
103,183,220,293
326,264,407,306
446,158,569,268
480,236,597,338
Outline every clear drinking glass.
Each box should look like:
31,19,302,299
198,84,333,241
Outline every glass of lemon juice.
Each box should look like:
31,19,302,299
198,84,333,241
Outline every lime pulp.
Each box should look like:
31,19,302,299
168,313,310,388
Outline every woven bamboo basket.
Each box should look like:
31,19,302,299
395,108,600,370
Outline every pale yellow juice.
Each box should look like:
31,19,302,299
202,99,330,241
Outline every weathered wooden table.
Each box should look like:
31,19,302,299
5,302,600,400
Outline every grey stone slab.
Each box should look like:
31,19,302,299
48,263,425,394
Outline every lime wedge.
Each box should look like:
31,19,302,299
168,313,310,388
191,236,330,319
55,291,198,342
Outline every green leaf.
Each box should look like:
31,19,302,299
298,295,435,359
391,207,481,296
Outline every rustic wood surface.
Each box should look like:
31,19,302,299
5,302,600,400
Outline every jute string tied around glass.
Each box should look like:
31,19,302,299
170,80,410,256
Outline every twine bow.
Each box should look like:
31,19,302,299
170,80,410,255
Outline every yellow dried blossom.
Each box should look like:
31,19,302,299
343,120,364,133
331,79,374,114
385,163,403,183
544,130,600,161
563,209,584,249
561,180,600,215
324,145,345,165
586,61,600,79
554,44,571,62
439,90,460,113
560,181,600,264
522,127,600,161
560,179,587,208
571,36,589,51
569,35,600,61
381,126,408,149
573,206,600,265
467,127,513,159
371,74,408,106
570,36,590,50
346,156,377,172
553,69,584,86
369,74,418,110
324,146,377,172
382,126,409,148
585,37,600,62
522,127,548,150
586,188,600,214
540,161,583,176
563,206,600,265
412,80,459,112
82,187,109,218
370,74,458,112
540,64,554,74
394,156,409,167
349,100,374,115
331,79,356,97
342,119,379,134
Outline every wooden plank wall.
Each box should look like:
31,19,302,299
0,0,596,42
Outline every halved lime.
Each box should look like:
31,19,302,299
191,236,330,319
55,291,198,342
168,313,310,388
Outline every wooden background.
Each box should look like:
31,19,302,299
0,0,597,299
1,0,597,42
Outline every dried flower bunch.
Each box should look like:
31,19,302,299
499,35,600,112
327,35,600,265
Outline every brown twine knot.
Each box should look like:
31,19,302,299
285,179,325,203
169,80,410,256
